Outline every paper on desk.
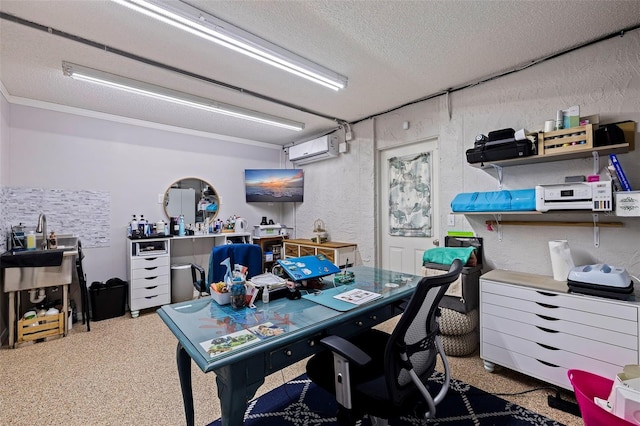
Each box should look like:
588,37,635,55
333,288,381,305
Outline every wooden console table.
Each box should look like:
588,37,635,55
283,239,356,267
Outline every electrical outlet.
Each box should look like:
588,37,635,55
447,214,455,226
158,193,164,204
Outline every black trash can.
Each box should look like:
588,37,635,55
89,278,128,321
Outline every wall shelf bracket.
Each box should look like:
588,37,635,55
491,165,504,190
593,213,600,248
492,213,503,241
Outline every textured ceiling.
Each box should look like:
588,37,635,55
1,0,640,146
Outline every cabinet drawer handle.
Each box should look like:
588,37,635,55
145,266,158,271
536,315,559,322
145,286,158,290
145,295,158,300
536,326,559,333
536,302,558,309
144,276,158,280
536,359,560,368
536,291,557,297
284,349,292,357
355,321,364,326
143,257,158,261
536,343,560,351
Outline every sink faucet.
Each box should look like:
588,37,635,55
36,213,47,250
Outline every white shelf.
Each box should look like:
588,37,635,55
455,211,542,215
470,143,631,169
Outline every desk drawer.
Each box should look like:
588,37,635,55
131,265,170,280
482,314,637,365
132,283,169,300
483,292,638,336
299,246,316,257
268,334,323,373
130,292,170,311
482,280,638,321
327,306,394,338
132,256,169,270
482,302,637,344
316,248,335,263
482,342,572,390
482,335,625,391
284,244,299,257
130,274,169,290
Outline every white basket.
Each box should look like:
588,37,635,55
210,290,231,305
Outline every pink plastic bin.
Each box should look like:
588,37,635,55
568,369,635,426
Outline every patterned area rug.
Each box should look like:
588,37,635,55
209,372,565,425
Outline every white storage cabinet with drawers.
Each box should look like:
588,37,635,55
126,238,171,318
480,269,639,390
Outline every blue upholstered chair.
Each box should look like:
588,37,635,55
206,244,262,290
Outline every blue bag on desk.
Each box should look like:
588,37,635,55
451,189,536,212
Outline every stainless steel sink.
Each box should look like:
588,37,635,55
2,235,78,292
35,234,79,252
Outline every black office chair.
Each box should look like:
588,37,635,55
190,263,207,298
306,259,463,426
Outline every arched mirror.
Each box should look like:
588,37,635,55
163,178,219,226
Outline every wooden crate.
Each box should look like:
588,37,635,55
538,124,593,156
17,313,65,343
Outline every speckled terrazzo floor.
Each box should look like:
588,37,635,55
0,312,583,426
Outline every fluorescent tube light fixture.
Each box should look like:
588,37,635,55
110,0,348,91
62,62,305,131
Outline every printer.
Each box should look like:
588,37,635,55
535,181,612,212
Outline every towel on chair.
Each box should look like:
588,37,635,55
422,247,476,266
208,244,262,286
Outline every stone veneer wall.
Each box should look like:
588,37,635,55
3,186,110,249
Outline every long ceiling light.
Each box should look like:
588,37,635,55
62,62,305,131
110,0,348,91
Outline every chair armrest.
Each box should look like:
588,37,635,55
320,335,372,367
191,263,207,293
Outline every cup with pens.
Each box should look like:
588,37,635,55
333,258,355,284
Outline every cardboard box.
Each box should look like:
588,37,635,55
616,191,640,217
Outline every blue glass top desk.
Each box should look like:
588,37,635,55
157,266,421,426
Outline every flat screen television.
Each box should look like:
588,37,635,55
245,169,304,203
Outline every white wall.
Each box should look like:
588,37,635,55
291,30,640,279
4,106,285,287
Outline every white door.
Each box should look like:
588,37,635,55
378,139,439,275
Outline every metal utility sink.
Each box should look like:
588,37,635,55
2,235,78,292
35,234,79,252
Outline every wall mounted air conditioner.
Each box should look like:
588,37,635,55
288,135,339,165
